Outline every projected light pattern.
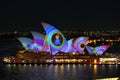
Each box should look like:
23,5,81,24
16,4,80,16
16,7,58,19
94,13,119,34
42,43,50,52
86,45,110,55
17,22,110,55
41,22,66,55
41,36,50,52
31,31,45,41
61,39,76,53
60,42,68,52
73,37,88,53
29,39,44,51
86,46,94,54
18,37,32,50
95,45,110,55
30,31,50,52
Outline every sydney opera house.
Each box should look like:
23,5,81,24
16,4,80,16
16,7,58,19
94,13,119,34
18,22,110,55
3,22,115,64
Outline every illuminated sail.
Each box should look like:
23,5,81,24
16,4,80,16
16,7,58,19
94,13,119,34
86,45,110,55
73,37,88,53
41,22,67,55
31,31,45,41
61,39,76,53
86,46,94,54
29,31,45,52
18,37,32,50
29,39,44,52
95,45,110,55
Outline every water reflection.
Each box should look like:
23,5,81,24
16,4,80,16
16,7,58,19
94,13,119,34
93,65,97,75
67,64,70,71
0,64,120,80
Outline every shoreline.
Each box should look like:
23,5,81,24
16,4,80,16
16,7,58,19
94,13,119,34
2,62,120,65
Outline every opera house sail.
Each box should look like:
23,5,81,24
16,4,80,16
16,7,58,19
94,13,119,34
18,37,32,50
73,37,88,53
41,22,67,55
86,45,110,55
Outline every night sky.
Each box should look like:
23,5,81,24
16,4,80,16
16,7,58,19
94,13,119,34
1,0,120,32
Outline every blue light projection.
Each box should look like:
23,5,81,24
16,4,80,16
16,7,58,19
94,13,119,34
29,39,44,52
86,46,94,54
30,31,50,52
31,31,45,41
18,37,32,50
41,22,67,55
61,39,76,53
95,45,110,55
17,22,110,56
86,45,110,55
73,37,88,53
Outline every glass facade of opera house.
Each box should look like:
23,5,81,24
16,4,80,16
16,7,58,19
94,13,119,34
3,22,119,64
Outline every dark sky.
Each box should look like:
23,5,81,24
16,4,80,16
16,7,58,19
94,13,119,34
1,0,120,32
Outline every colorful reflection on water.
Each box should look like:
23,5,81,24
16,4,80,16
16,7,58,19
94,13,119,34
0,64,120,80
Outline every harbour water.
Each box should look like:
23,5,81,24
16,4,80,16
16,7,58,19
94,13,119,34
0,63,120,80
